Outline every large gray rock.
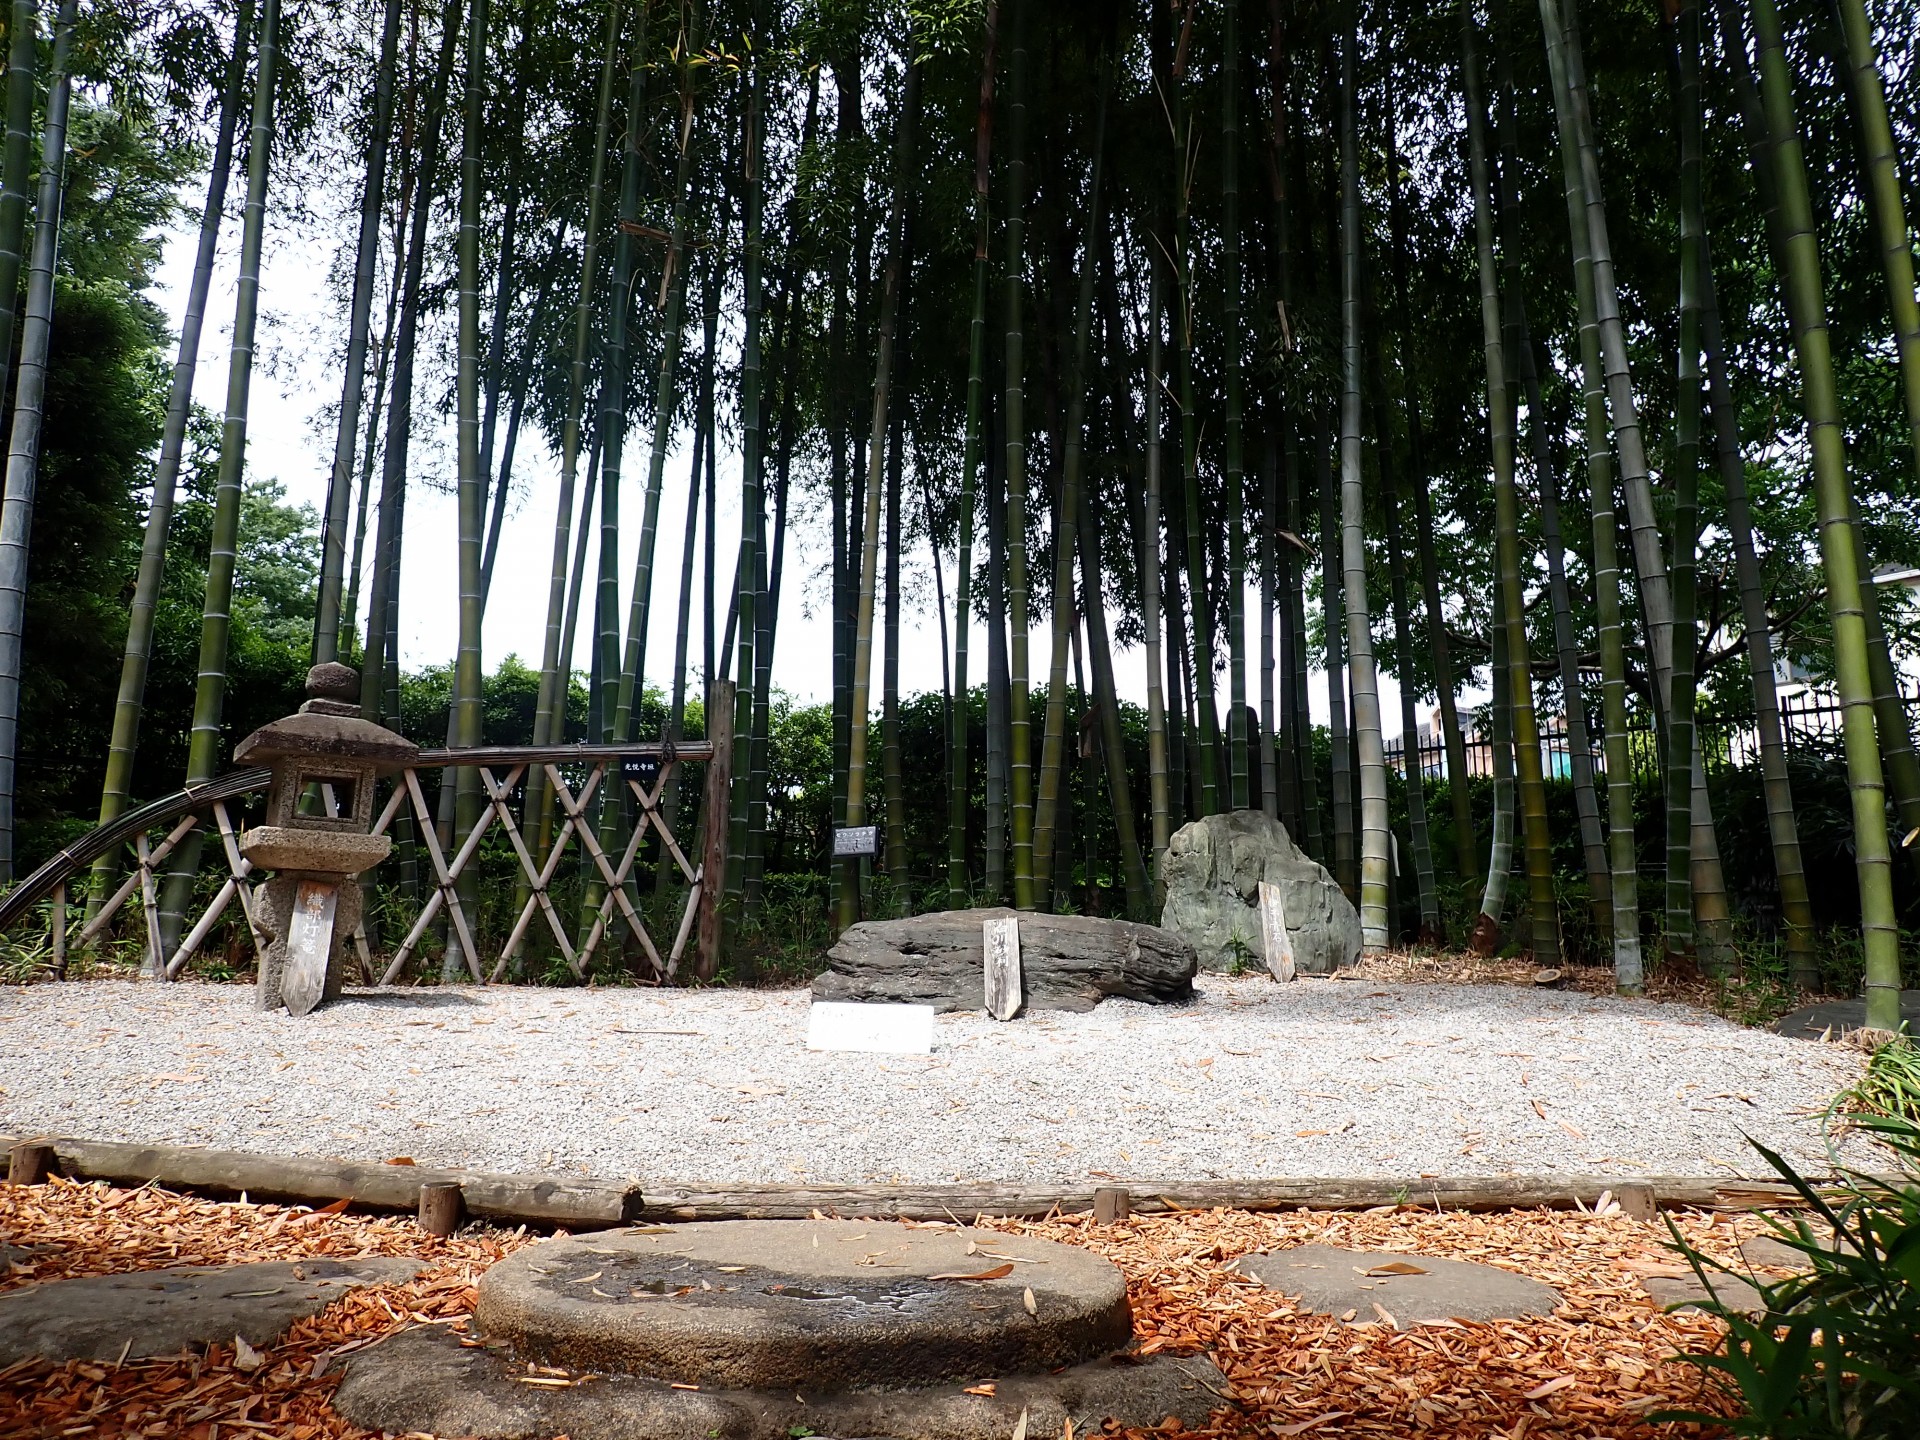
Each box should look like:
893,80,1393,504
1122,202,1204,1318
471,1220,1131,1389
333,1323,1228,1440
1160,811,1361,974
0,1257,422,1364
813,908,1196,1013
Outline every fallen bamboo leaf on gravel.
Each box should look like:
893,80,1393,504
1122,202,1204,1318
1362,1261,1427,1276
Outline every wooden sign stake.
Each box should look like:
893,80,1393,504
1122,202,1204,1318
1258,881,1295,982
983,915,1022,1021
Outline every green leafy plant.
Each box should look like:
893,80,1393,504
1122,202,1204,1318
1658,1116,1920,1438
1832,1037,1920,1129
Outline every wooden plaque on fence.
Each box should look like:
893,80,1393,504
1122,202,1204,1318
1258,881,1295,983
983,915,1021,1021
282,880,339,1017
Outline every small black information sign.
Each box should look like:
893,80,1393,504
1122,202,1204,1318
622,754,662,789
832,824,879,858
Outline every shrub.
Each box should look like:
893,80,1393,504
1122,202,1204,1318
1660,1116,1920,1439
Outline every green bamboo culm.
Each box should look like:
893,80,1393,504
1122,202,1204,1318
0,0,75,883
1665,0,1705,965
1002,0,1036,908
312,0,405,663
1337,19,1390,949
1222,0,1248,812
526,0,621,867
1172,12,1220,821
1540,0,1640,988
1462,5,1558,965
732,45,767,921
1475,584,1517,950
616,1,705,754
1140,245,1173,892
840,34,917,930
450,0,491,941
1749,0,1901,1029
947,0,998,910
359,0,462,729
1485,20,1611,942
1835,0,1920,479
93,0,255,907
1700,247,1817,985
1033,62,1109,903
0,0,38,413
182,0,279,788
1832,0,1920,879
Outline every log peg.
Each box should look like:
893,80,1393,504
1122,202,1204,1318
419,1181,464,1236
1614,1182,1657,1222
7,1140,55,1186
1092,1186,1131,1224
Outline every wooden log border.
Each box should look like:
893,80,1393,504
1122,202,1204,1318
0,1133,1810,1225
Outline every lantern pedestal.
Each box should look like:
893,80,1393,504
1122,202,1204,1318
241,829,391,1015
232,663,419,1017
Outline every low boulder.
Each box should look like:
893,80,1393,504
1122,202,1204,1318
1160,811,1361,974
812,908,1196,1013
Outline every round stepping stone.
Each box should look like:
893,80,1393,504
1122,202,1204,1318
1231,1245,1560,1327
0,1257,422,1365
474,1219,1132,1389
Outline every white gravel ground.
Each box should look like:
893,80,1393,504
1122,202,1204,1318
0,977,1867,1184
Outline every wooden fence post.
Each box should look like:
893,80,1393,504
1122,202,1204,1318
695,680,735,982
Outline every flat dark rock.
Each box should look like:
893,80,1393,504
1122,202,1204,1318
474,1220,1131,1389
333,1323,1228,1440
0,1256,422,1364
1640,1270,1767,1318
1231,1245,1560,1328
1773,991,1920,1039
813,908,1196,1013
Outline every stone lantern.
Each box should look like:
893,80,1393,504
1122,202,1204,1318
235,663,418,1015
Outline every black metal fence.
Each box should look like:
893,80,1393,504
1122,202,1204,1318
1382,690,1886,783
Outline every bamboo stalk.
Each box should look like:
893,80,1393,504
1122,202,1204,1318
313,0,405,661
93,0,254,904
1748,0,1900,1028
1336,23,1389,950
841,39,917,928
1465,9,1559,965
948,1,998,909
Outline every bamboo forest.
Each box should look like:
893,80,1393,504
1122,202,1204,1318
0,0,1918,1032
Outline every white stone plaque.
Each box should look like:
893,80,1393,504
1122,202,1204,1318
282,879,339,1017
983,915,1022,1021
1258,880,1296,983
832,825,879,857
806,1002,935,1055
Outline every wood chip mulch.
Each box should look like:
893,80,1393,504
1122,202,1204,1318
0,1178,1766,1439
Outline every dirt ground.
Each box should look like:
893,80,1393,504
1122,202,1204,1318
0,1173,1783,1439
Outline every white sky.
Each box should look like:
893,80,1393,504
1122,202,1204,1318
152,200,1438,740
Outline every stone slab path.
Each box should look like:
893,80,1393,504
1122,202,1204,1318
0,1256,421,1364
1231,1244,1560,1328
1773,990,1920,1039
